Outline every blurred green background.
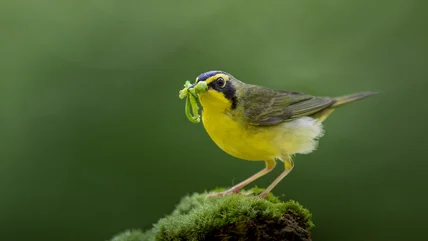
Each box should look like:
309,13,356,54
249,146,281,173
1,0,427,240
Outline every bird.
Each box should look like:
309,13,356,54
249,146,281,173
183,70,376,198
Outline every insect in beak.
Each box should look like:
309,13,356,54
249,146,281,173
188,81,208,95
178,80,208,123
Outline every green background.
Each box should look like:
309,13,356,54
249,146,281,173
1,1,427,240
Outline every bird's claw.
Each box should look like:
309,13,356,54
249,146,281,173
257,192,268,199
206,188,241,198
207,190,268,199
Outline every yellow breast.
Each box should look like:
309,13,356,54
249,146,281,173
199,90,279,161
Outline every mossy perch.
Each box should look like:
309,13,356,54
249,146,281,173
110,188,314,241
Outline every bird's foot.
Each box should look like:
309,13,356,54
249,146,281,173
206,187,241,198
206,188,270,199
257,191,269,199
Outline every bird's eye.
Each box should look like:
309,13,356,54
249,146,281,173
217,77,226,88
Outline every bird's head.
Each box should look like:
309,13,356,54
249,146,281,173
192,70,241,110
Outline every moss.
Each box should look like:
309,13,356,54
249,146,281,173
110,187,314,241
110,229,154,241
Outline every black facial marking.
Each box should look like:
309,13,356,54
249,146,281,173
231,96,238,110
208,79,238,109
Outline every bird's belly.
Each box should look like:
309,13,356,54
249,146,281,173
202,112,279,161
202,108,325,160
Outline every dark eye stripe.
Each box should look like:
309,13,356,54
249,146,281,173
207,80,238,109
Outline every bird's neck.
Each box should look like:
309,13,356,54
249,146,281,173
198,90,232,113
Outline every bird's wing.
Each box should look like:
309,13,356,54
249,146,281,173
241,85,334,126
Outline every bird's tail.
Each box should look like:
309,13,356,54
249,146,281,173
331,92,377,108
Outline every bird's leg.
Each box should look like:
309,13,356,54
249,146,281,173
207,159,276,198
259,157,294,198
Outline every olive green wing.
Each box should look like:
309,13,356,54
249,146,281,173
241,85,334,126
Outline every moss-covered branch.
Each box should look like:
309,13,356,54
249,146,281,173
110,187,314,241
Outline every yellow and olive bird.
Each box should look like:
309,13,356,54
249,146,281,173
183,70,376,198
